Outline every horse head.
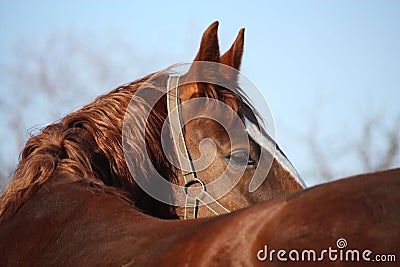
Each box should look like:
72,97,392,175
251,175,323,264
166,22,305,218
122,22,305,219
0,22,305,222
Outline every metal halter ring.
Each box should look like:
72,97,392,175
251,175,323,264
184,178,206,196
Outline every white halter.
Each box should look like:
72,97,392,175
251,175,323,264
166,76,230,219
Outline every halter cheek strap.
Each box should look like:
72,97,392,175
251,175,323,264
166,76,229,219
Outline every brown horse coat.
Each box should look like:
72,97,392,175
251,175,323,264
1,169,398,266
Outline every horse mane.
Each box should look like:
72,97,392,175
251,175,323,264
0,73,156,220
0,65,260,222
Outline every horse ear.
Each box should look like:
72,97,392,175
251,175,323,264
181,21,221,101
193,21,221,62
220,28,245,82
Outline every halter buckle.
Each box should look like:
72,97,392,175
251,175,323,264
184,178,206,196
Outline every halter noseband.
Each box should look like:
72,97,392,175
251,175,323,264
166,76,229,219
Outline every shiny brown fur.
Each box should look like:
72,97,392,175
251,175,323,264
0,169,398,266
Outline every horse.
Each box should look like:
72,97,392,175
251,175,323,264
0,21,399,266
0,21,304,222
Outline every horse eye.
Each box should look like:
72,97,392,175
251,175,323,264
228,150,255,166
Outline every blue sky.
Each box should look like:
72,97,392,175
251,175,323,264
1,1,399,185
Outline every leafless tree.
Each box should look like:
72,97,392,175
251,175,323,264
0,32,156,190
305,112,400,182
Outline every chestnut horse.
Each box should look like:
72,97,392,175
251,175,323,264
0,22,399,266
0,21,304,222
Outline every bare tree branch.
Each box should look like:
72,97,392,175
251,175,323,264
306,120,334,180
377,117,400,170
0,32,144,181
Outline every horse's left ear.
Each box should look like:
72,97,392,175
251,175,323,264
220,28,245,82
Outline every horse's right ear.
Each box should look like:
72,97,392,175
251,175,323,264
180,21,221,101
193,21,221,63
